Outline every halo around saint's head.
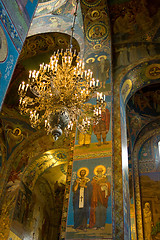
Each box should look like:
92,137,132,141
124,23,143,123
77,167,89,177
94,165,106,175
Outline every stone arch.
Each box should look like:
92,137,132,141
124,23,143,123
22,148,70,192
8,147,71,239
132,123,160,240
114,56,160,240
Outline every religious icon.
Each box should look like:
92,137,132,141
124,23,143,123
121,79,132,103
78,103,93,147
93,103,110,146
143,202,152,240
88,24,107,41
72,167,92,231
89,165,111,229
97,55,110,89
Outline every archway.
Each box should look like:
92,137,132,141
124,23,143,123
8,149,69,240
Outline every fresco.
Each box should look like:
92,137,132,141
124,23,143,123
35,0,67,17
1,0,38,42
126,82,160,149
19,32,80,62
74,96,112,160
28,0,84,51
66,157,112,239
109,0,160,43
139,172,160,240
113,42,160,73
28,14,84,50
0,0,38,110
0,19,19,109
0,1,23,52
85,54,111,91
10,170,66,240
128,83,160,117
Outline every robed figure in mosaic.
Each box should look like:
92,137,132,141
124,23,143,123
143,202,152,240
72,168,92,230
93,104,110,146
89,165,111,229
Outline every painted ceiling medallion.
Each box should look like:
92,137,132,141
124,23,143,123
87,23,108,42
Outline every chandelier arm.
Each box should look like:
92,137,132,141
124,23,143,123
18,0,107,140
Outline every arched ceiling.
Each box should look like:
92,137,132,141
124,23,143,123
126,83,160,149
28,0,84,50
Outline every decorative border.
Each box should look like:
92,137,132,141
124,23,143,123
0,1,22,52
81,0,102,7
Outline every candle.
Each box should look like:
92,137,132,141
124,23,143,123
18,84,21,91
92,78,95,86
25,84,29,91
22,82,25,90
29,70,32,78
96,79,99,87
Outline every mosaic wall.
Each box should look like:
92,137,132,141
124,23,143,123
0,0,38,109
131,130,160,240
66,157,112,239
8,168,66,240
61,0,114,239
0,0,160,239
28,0,84,51
114,55,160,239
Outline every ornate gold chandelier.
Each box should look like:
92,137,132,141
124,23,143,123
18,1,106,141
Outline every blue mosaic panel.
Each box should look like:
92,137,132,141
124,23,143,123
0,19,19,109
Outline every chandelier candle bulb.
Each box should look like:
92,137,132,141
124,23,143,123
92,78,95,87
96,79,99,87
29,71,32,78
18,84,21,91
25,84,29,91
96,109,99,115
22,82,25,91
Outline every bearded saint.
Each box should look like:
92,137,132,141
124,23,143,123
89,166,111,229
